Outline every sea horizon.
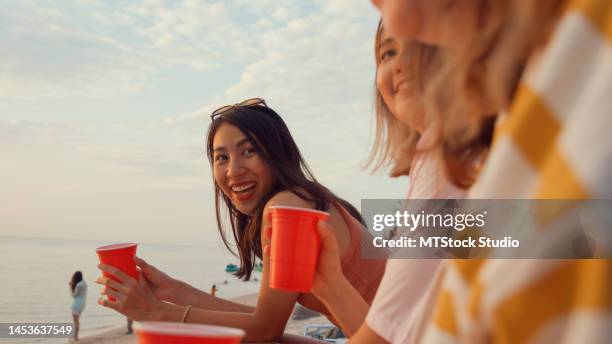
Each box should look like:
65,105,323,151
0,235,261,342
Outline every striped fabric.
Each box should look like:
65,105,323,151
421,0,612,343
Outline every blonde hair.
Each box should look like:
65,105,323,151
426,0,563,186
367,21,440,177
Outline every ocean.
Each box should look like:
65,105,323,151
0,235,261,343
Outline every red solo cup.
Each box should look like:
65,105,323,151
269,206,330,292
134,322,245,344
96,243,138,301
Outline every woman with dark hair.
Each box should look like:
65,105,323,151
96,99,386,343
69,271,87,341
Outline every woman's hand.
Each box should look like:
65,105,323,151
263,220,345,301
96,264,172,321
310,221,345,299
133,256,180,302
265,220,370,337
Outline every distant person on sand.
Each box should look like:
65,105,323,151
210,284,217,297
69,271,87,341
126,318,133,334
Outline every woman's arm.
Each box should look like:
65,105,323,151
98,194,313,342
349,324,389,344
134,256,254,313
172,280,255,312
99,250,298,342
302,220,370,337
314,273,370,337
72,282,82,298
260,191,371,336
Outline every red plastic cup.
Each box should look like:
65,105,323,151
269,206,330,292
96,243,138,301
134,322,244,344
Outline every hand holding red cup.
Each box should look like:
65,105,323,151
96,243,138,301
268,206,330,292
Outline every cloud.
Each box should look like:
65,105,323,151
0,117,217,244
165,2,379,125
0,2,157,99
0,119,210,192
161,1,385,204
0,1,405,244
0,0,301,100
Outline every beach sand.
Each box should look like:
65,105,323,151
77,293,332,343
77,327,133,344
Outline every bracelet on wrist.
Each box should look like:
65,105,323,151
181,305,192,323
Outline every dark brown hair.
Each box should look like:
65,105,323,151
70,271,83,293
206,104,362,281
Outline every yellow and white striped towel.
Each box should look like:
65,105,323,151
422,0,612,343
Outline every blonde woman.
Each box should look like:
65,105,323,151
372,0,612,343
265,21,493,343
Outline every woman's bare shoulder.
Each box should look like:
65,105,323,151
264,190,316,210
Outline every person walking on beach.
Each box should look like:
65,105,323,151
126,318,133,334
210,284,217,297
69,271,87,341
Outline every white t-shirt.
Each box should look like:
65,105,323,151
366,127,466,343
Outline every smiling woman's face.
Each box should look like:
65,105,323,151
376,28,426,133
212,123,275,215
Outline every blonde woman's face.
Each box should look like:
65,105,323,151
376,30,426,133
372,0,479,48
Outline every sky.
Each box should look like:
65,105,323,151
0,0,408,246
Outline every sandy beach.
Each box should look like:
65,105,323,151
77,293,332,344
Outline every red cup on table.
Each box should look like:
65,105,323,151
134,322,244,344
269,206,330,292
96,243,138,301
